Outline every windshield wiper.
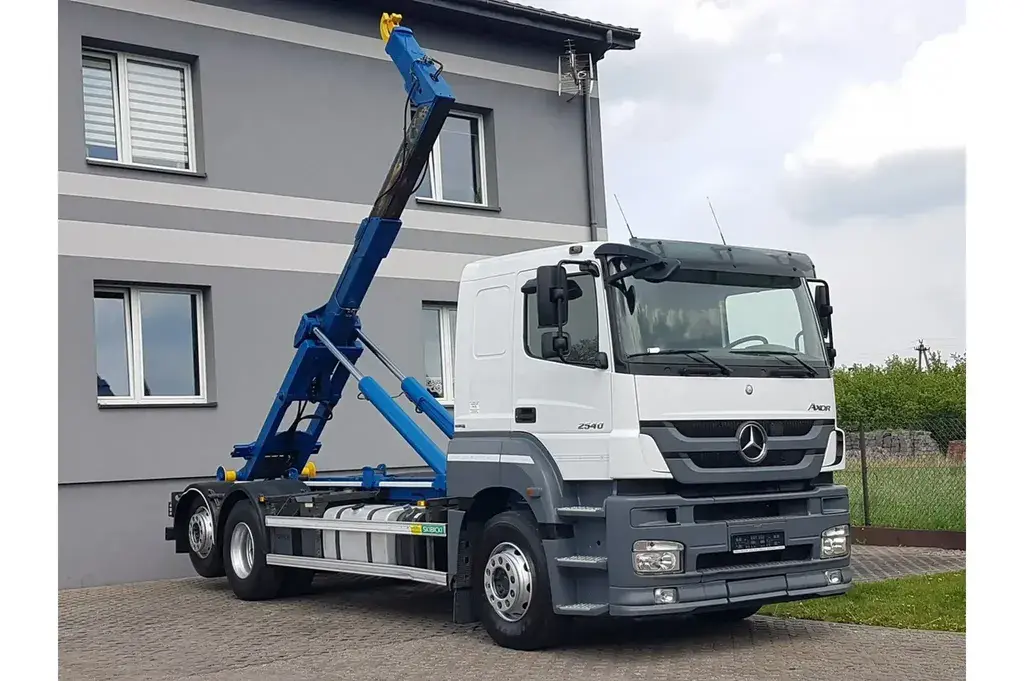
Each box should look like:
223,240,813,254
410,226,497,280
729,349,818,376
627,349,733,375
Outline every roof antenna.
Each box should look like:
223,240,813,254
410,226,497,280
613,193,636,239
706,196,728,245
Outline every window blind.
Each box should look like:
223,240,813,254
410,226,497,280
124,59,190,169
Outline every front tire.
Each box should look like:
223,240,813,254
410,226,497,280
185,498,225,578
472,510,562,650
222,500,283,600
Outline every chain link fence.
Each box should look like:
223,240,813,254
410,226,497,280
835,415,966,531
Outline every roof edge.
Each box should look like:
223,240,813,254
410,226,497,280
410,0,641,53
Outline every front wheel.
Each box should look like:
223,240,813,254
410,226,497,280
472,510,563,650
222,500,284,600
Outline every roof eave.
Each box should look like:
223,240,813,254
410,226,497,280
410,0,640,55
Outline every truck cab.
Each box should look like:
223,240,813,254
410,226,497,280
442,236,851,642
453,236,844,482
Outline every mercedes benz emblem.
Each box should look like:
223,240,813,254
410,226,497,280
745,384,754,395
736,421,769,464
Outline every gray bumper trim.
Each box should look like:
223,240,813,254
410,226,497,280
606,566,853,616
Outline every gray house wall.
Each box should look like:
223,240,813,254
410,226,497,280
58,0,616,587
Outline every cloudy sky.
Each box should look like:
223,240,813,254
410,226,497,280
539,0,965,367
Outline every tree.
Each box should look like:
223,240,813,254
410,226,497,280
834,351,966,449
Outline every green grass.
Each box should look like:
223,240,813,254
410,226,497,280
760,570,966,632
836,463,966,531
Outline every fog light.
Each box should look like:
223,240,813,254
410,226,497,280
633,540,684,575
820,524,850,558
825,569,843,585
654,587,678,604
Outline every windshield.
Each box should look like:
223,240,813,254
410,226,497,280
606,267,828,370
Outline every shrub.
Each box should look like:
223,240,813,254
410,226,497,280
834,352,966,448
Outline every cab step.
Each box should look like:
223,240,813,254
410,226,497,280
555,555,608,570
556,505,605,519
555,602,609,616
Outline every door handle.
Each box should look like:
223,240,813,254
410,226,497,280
515,407,536,423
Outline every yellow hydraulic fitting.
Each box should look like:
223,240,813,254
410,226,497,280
380,12,403,43
224,469,237,483
301,462,318,478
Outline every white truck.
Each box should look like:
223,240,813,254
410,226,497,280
164,16,852,651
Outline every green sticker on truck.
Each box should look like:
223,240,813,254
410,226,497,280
409,523,446,536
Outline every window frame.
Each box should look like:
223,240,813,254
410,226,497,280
81,48,198,172
422,303,458,406
522,272,601,367
94,284,209,406
417,111,488,207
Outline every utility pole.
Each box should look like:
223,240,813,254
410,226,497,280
915,339,931,371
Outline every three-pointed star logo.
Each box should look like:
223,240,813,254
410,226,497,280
737,422,769,464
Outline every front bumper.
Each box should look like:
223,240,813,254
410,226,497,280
601,484,853,616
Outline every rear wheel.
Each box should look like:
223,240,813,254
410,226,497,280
472,510,562,650
222,500,284,600
185,498,224,578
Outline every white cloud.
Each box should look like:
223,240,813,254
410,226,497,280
602,99,639,129
785,25,965,172
780,24,965,225
534,0,966,362
671,1,776,45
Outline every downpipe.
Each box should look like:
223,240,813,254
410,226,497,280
582,75,599,242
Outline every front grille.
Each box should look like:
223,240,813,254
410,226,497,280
696,544,813,571
649,419,833,439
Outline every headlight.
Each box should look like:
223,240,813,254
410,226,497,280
821,524,850,558
633,540,684,574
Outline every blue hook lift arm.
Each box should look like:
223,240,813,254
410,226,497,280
221,19,456,491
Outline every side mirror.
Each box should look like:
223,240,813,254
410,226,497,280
809,279,836,367
540,330,571,359
814,283,833,320
536,264,569,329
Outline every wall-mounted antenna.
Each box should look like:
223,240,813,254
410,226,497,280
613,193,636,239
706,196,728,245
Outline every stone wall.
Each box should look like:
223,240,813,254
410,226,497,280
845,429,967,463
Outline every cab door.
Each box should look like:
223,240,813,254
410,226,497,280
511,266,614,480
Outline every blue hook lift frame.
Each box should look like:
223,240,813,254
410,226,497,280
219,22,457,500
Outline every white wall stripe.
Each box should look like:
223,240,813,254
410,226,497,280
58,171,592,243
68,0,589,95
58,220,485,281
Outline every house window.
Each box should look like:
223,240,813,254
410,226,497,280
416,112,487,205
422,304,457,403
94,285,208,404
81,48,196,171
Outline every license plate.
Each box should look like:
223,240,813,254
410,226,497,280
731,531,785,554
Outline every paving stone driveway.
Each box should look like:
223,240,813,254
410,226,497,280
58,546,966,681
849,545,965,583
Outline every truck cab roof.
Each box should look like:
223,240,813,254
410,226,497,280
461,237,818,283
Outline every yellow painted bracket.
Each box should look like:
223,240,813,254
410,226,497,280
380,12,403,43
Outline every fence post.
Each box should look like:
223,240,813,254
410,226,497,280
859,425,871,526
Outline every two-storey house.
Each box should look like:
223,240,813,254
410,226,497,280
58,0,639,588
